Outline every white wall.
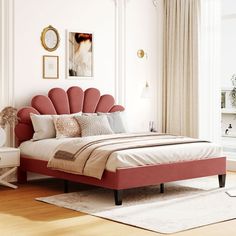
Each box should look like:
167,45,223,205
125,0,160,131
13,0,161,132
14,0,116,107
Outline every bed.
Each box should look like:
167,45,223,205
15,86,226,205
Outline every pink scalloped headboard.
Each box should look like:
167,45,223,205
15,86,125,143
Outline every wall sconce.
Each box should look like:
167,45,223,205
137,49,145,58
141,81,151,98
137,49,150,98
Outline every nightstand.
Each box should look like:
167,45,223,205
0,147,20,189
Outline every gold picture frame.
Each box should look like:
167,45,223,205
41,25,60,52
67,31,93,79
43,55,59,79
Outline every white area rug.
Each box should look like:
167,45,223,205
36,176,236,234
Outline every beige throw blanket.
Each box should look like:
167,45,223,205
47,133,208,179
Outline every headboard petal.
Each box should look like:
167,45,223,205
96,95,115,113
83,88,100,113
109,105,125,112
17,106,39,124
48,88,70,114
31,95,57,115
67,86,84,113
15,123,34,142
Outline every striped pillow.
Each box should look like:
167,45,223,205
75,115,114,137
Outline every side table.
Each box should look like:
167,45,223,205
0,147,20,189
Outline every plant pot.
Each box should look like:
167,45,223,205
0,127,6,147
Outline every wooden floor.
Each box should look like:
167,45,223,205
1,177,236,236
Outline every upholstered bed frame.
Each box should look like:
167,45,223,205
15,86,226,205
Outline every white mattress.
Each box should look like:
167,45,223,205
19,135,223,172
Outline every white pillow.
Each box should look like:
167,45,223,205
30,114,55,140
75,115,114,137
30,112,82,140
97,111,127,134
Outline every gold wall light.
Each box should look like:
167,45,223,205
137,49,145,58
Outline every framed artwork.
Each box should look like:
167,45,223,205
67,31,93,79
43,55,59,79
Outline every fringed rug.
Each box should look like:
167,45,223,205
36,176,236,234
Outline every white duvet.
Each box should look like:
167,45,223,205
19,134,223,172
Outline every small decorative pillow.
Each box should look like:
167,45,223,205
75,115,114,137
30,113,56,140
97,112,127,133
53,115,81,138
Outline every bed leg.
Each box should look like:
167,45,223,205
64,180,69,193
160,183,164,193
114,190,123,205
17,168,27,184
218,174,226,188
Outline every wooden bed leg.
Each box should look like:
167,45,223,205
160,183,164,193
17,168,27,184
64,180,69,193
114,190,123,205
218,174,226,188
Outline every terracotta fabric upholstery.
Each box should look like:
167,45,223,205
67,86,84,113
17,107,39,124
83,88,100,113
15,123,34,141
110,105,125,112
15,86,125,142
48,88,70,114
95,95,115,113
31,95,57,115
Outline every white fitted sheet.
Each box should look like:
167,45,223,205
19,135,223,172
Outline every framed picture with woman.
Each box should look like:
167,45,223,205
67,31,93,79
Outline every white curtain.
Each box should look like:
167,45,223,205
162,0,199,137
198,0,221,143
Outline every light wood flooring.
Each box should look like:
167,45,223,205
1,175,236,236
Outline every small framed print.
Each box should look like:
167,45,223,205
43,55,59,79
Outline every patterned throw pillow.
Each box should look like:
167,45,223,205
53,116,81,138
75,115,114,137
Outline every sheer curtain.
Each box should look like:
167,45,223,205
198,0,221,143
162,0,221,142
162,0,199,137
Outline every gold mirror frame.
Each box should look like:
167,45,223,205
41,25,60,52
